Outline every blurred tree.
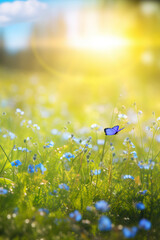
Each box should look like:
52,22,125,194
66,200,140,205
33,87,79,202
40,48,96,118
0,30,6,65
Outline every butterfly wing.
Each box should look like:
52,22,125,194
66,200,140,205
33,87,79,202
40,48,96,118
112,125,119,132
104,128,117,135
118,127,125,132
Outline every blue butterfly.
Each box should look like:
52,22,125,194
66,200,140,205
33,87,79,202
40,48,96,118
104,125,124,135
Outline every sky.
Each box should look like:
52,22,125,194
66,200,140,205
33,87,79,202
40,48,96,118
0,0,95,52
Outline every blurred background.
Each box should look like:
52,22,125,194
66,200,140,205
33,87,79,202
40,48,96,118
0,0,160,123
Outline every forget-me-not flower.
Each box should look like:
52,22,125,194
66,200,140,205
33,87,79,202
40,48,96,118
59,183,69,191
123,226,138,238
0,188,8,194
38,208,49,215
43,141,54,148
11,160,22,167
91,169,101,176
35,163,46,174
28,164,34,173
122,175,134,180
139,219,151,230
95,200,109,212
136,203,145,210
63,152,75,160
98,216,112,231
69,210,82,221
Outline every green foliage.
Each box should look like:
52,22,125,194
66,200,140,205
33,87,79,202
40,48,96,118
0,69,160,239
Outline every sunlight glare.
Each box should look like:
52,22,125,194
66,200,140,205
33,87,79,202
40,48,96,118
68,34,130,51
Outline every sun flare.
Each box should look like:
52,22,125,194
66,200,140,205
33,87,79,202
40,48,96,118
68,34,130,51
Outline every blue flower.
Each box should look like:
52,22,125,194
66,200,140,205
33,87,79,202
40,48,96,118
38,208,49,215
139,219,151,230
138,190,147,195
0,188,8,194
44,141,54,148
138,160,155,170
136,203,145,210
123,227,138,238
28,164,34,173
35,163,46,174
98,216,112,231
50,190,58,196
11,160,22,167
86,206,93,211
63,152,75,160
59,183,69,191
91,169,101,175
95,200,109,212
69,210,82,221
22,148,31,152
122,175,134,180
131,151,138,159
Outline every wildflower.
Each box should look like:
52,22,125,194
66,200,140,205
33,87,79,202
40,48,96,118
122,175,134,180
131,151,138,159
33,154,37,161
123,150,128,154
22,148,31,152
123,138,135,148
16,108,24,116
91,169,101,176
86,206,93,211
91,123,98,129
33,124,40,130
138,110,143,115
28,164,34,173
122,227,138,238
85,144,92,149
145,126,150,131
11,160,22,167
35,163,46,174
95,200,109,212
51,190,58,195
43,141,54,148
0,188,8,194
72,136,81,144
63,152,75,160
138,190,147,195
13,147,31,152
118,114,128,120
138,160,155,170
139,219,151,230
59,183,69,191
136,203,145,210
157,117,160,122
38,208,49,215
98,216,112,231
110,146,115,151
69,210,82,221
3,131,16,140
97,139,105,145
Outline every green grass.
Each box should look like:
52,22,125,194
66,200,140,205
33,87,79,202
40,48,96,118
0,67,160,240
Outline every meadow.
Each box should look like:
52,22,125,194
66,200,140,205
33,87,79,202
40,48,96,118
0,50,160,240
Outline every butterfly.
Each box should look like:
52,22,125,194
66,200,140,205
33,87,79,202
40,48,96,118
104,125,124,135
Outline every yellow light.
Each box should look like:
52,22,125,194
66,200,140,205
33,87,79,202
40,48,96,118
68,34,130,51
